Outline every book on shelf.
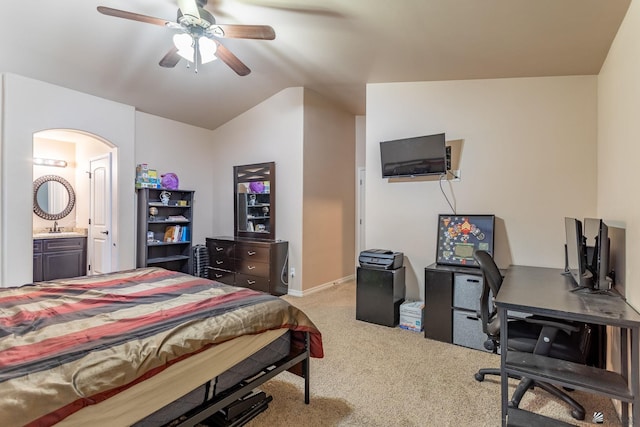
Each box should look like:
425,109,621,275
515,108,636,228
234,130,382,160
164,225,180,242
163,225,189,242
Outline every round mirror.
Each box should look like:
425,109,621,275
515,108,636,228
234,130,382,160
33,175,76,220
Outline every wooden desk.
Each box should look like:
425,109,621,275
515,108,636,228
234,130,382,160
497,265,640,426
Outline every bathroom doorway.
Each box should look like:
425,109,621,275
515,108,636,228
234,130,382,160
33,130,116,277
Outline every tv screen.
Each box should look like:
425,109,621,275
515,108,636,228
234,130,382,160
380,133,446,178
436,214,495,267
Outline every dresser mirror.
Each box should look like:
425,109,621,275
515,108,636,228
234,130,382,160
33,175,76,220
234,162,275,240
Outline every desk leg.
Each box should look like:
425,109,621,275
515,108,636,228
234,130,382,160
620,328,630,425
499,307,508,426
632,327,639,427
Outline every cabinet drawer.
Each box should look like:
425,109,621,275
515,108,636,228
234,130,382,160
453,273,483,311
452,309,487,351
207,267,235,286
33,240,43,253
236,259,269,277
235,243,270,262
43,237,86,252
236,273,269,293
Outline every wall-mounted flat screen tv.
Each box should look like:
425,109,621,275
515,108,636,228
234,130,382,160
380,133,447,178
436,214,496,267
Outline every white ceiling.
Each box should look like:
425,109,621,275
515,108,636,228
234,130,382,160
1,0,630,130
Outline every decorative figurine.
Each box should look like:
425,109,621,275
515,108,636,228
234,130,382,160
160,191,171,206
149,206,158,219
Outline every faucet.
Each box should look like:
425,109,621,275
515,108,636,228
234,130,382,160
51,221,59,233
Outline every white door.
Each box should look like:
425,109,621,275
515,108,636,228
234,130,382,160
89,154,112,275
357,167,366,257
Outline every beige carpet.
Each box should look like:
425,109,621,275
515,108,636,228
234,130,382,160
244,280,622,426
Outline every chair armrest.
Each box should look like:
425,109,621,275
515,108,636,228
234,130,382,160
524,315,580,334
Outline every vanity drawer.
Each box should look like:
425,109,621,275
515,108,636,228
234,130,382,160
43,237,86,252
235,243,270,263
236,273,269,293
33,240,43,253
236,259,269,278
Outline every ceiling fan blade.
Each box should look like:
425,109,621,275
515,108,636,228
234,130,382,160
214,41,251,76
178,0,201,18
212,24,275,40
159,47,182,68
97,6,170,27
234,0,344,17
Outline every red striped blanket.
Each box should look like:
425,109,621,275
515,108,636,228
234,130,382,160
0,267,323,426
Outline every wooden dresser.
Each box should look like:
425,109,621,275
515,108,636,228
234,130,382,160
205,236,289,296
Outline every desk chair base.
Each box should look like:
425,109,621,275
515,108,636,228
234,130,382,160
474,368,586,421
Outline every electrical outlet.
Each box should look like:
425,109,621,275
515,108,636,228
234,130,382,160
290,267,295,277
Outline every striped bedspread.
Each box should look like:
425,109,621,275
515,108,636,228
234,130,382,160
0,267,323,426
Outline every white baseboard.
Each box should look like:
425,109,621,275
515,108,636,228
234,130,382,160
286,274,355,297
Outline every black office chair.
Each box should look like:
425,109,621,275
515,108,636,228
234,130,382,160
473,250,590,421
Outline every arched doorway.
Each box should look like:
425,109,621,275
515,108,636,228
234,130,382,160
33,129,116,278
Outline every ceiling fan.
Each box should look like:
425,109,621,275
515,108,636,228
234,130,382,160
97,0,275,76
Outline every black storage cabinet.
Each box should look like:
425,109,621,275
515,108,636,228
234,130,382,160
356,266,406,327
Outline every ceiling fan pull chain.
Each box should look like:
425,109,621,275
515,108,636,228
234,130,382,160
194,36,199,73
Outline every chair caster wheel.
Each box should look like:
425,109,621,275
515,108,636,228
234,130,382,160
474,373,484,382
571,409,585,421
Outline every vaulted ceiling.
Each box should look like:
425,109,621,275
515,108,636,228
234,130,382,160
0,0,630,130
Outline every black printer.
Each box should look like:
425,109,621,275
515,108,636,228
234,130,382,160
358,249,404,270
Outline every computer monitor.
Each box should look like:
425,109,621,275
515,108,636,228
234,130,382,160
583,217,614,290
564,217,592,289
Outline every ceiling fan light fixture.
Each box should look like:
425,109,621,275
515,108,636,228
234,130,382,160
173,33,194,61
173,33,217,64
199,37,217,63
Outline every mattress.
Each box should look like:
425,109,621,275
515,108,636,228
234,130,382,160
57,328,289,426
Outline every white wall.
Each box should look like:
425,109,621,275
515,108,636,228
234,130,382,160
210,88,305,291
598,0,640,310
366,76,598,300
135,112,215,246
1,73,136,286
302,89,356,290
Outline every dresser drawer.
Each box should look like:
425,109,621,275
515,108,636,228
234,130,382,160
207,239,235,259
207,267,235,286
236,273,269,293
210,256,235,271
235,243,270,262
236,259,269,278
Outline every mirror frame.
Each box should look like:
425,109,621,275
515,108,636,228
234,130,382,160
33,175,76,220
234,162,276,240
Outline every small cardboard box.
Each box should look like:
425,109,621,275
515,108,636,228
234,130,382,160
399,300,424,332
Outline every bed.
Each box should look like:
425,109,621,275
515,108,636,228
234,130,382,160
0,267,323,426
